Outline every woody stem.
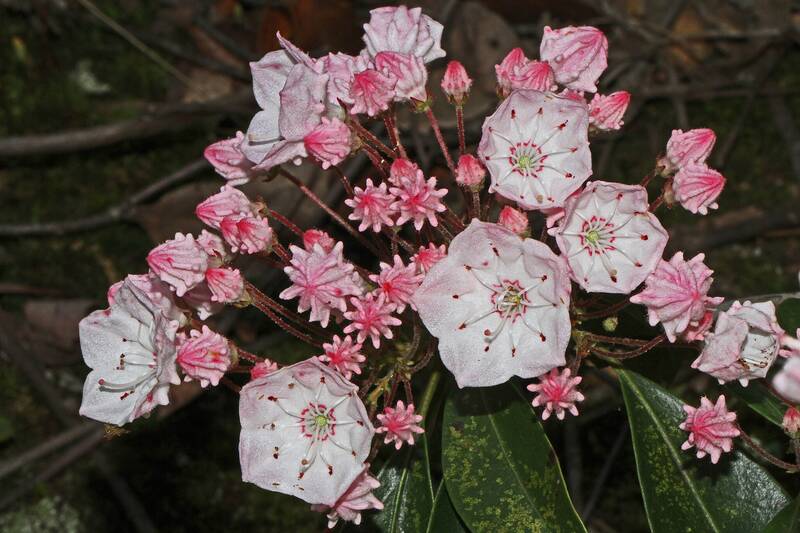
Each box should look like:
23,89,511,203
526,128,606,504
425,107,456,175
456,105,466,155
384,112,407,159
738,427,800,472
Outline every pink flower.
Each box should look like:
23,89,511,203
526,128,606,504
495,48,556,98
783,406,800,435
411,243,447,274
663,128,716,171
220,215,273,254
311,468,383,528
196,186,254,229
204,132,255,186
147,233,209,297
455,154,486,188
782,329,800,358
441,60,472,105
343,292,401,348
478,90,592,210
126,273,186,325
304,117,351,169
692,301,784,384
374,51,427,102
389,170,447,230
279,241,363,328
527,368,584,420
362,6,445,64
369,255,423,312
589,91,630,131
630,252,724,342
319,52,362,108
680,396,739,464
302,229,335,253
349,69,397,117
540,26,608,93
79,279,180,426
176,326,230,388
413,220,572,388
197,230,227,258
388,158,420,187
106,281,123,306
774,357,800,403
376,401,424,449
672,163,725,215
681,309,715,342
182,283,223,321
318,335,365,380
497,206,529,236
495,48,527,95
345,179,396,232
205,267,244,303
239,358,374,505
249,359,278,380
553,181,669,294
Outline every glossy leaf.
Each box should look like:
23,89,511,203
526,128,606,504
764,494,800,533
425,483,468,533
777,298,800,333
442,382,585,533
724,382,785,428
619,369,788,533
372,434,434,533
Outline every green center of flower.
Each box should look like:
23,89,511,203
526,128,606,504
516,154,533,171
314,414,329,429
585,229,600,245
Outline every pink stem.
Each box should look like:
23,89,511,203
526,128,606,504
425,107,456,174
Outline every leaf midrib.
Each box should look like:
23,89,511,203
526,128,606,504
621,371,722,533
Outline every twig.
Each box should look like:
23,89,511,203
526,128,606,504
0,158,208,237
0,421,97,480
738,427,800,472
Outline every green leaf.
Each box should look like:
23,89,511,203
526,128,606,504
425,483,468,533
372,434,434,533
618,369,789,533
442,382,585,533
778,298,800,332
765,494,800,533
724,382,785,427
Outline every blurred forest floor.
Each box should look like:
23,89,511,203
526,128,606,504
2,0,800,531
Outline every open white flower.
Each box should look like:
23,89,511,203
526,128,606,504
554,181,668,294
478,90,592,210
78,278,180,426
239,358,374,505
412,219,572,388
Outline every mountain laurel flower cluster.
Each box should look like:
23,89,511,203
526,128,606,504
77,5,800,526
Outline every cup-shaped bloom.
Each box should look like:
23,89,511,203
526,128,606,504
478,90,592,210
553,181,668,294
374,51,427,101
349,69,397,117
412,219,572,388
239,358,374,505
362,6,445,64
630,252,724,342
204,131,255,186
539,26,608,93
79,278,180,426
672,163,725,215
311,467,383,528
304,118,351,169
680,396,739,464
692,301,784,384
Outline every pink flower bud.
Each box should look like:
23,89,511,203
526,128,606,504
388,158,420,187
349,69,397,117
680,396,739,464
497,206,529,236
147,233,209,296
441,60,472,104
589,91,630,131
250,359,278,380
220,215,273,254
783,406,800,435
176,326,230,388
205,267,244,303
197,229,227,258
455,154,485,188
374,51,427,102
663,128,716,171
302,229,336,253
304,117,351,169
204,132,254,186
196,186,253,229
540,26,608,93
495,48,528,96
672,163,725,215
514,60,555,93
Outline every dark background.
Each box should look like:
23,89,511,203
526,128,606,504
2,0,800,531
